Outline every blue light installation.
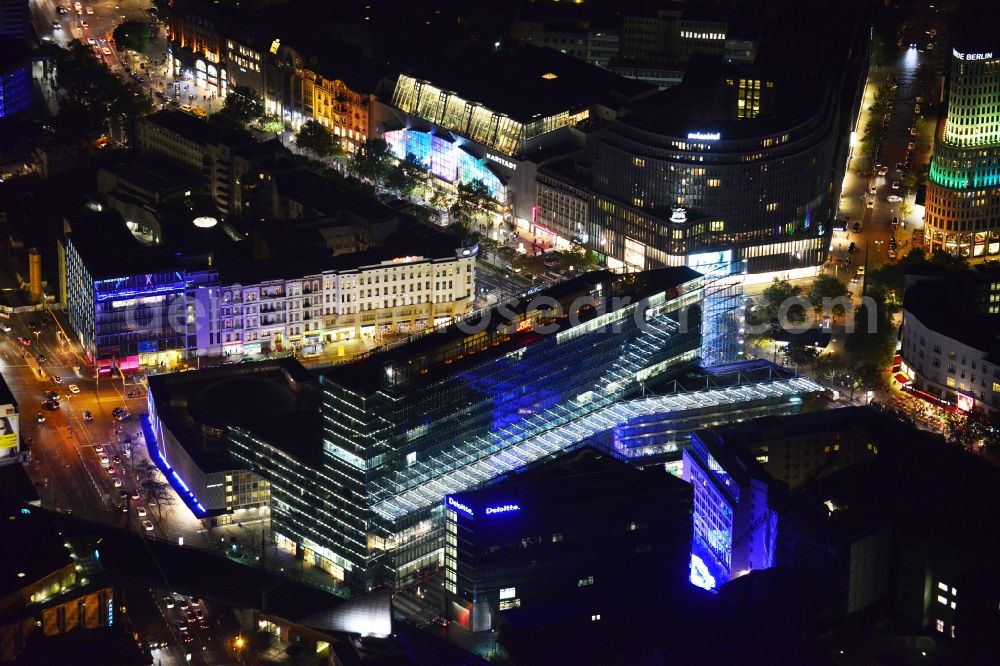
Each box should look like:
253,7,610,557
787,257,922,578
689,553,717,591
139,415,207,517
447,496,474,517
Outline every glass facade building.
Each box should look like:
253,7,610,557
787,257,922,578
234,269,705,593
0,56,29,119
383,128,506,200
925,46,1000,258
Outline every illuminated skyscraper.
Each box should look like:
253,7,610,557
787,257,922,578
925,44,1000,258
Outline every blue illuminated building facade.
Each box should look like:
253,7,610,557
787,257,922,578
383,128,506,201
0,40,30,120
64,235,218,372
683,428,780,590
443,446,692,631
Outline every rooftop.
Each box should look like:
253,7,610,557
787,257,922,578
904,270,1000,353
140,110,260,148
147,357,321,472
401,42,654,123
0,505,73,603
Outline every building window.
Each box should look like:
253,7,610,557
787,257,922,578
591,614,601,622
500,587,516,600
578,576,594,587
936,619,945,633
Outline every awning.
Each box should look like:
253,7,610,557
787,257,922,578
894,373,910,385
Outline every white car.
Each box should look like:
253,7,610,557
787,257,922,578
52,21,61,30
102,46,111,56
95,444,104,454
113,479,122,488
87,37,96,45
142,520,154,531
99,455,109,466
907,142,916,151
68,384,80,394
887,194,903,203
0,323,10,332
137,506,147,517
891,181,901,190
877,166,889,177
85,6,94,14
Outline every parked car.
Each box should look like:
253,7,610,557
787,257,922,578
17,336,31,346
877,165,889,176
137,506,147,517
852,222,862,233
68,384,80,394
866,199,874,209
52,375,62,384
887,194,903,203
142,520,154,531
0,323,10,332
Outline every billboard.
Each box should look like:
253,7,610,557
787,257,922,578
0,406,18,454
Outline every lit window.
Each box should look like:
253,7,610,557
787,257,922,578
707,179,721,187
710,220,725,232
938,582,949,591
766,203,778,212
578,576,594,587
947,378,957,388
938,595,948,605
500,587,516,600
591,614,601,622
936,619,945,632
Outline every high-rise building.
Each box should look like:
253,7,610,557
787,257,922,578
924,43,1000,259
0,0,29,44
0,37,30,121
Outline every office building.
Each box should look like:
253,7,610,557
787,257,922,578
0,0,28,45
61,199,476,370
443,446,692,632
0,371,21,467
0,37,30,120
898,265,1000,413
924,32,1000,258
683,427,781,589
133,111,286,216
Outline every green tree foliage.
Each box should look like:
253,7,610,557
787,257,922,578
113,21,154,53
54,41,152,140
385,153,426,197
807,274,850,314
761,278,807,324
214,84,263,127
450,179,494,228
296,119,342,158
349,138,396,188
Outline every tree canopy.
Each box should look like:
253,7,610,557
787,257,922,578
214,84,263,128
296,119,342,158
113,21,155,53
349,138,396,188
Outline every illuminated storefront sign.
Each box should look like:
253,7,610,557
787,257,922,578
447,496,474,516
486,153,517,170
485,503,520,515
953,49,994,61
687,131,721,141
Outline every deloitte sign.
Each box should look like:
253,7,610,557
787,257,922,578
485,503,520,516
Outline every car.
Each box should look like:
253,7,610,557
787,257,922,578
892,216,899,228
851,273,860,283
142,520,154,531
57,6,68,13
86,37,96,45
888,249,897,260
895,162,903,171
107,465,116,475
177,599,190,610
42,399,59,410
52,21,61,30
116,410,131,422
852,222,862,233
197,621,210,631
102,46,111,56
0,323,10,332
73,2,81,10
887,194,903,203
164,596,175,608
175,620,186,631
35,354,46,363
184,610,197,622
891,181,901,190
94,444,104,453
189,597,202,607
130,489,140,499
80,20,88,28
113,479,122,488
182,633,194,644
877,166,889,176
112,455,122,464
119,501,128,512
857,266,866,275
53,375,63,384
866,199,874,209
848,242,858,254
83,410,94,422
45,390,58,400
914,105,922,114
194,609,205,620
99,454,110,466
868,185,877,195
910,126,918,136
85,5,93,13
17,336,30,346
36,413,45,424
67,384,81,394
179,104,193,113
907,142,916,151
137,506,147,517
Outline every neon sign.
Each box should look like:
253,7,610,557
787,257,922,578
485,503,520,515
687,131,720,141
953,49,993,61
486,153,517,170
447,496,474,516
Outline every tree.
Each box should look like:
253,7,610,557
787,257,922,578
899,198,914,220
257,114,284,134
349,138,396,188
216,84,263,127
113,21,154,53
450,179,494,229
843,297,895,371
807,274,850,315
385,153,425,198
761,278,806,324
296,119,342,158
141,478,175,522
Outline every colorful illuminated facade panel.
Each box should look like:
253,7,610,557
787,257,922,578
384,129,505,199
